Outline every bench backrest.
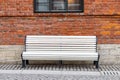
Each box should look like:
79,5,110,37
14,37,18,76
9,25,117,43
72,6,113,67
25,36,97,52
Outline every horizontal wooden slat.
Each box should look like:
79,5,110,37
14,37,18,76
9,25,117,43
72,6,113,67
26,49,96,52
26,42,96,45
26,41,96,44
26,46,96,49
26,43,96,46
26,44,96,47
27,35,96,39
26,39,96,41
23,52,98,60
27,37,96,40
23,51,98,55
26,40,96,44
23,56,98,61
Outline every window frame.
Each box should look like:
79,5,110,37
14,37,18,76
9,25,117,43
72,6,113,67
34,0,84,13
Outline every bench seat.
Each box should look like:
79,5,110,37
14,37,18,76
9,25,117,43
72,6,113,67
23,51,98,60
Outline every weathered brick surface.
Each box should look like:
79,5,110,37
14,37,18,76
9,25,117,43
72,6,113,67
0,16,120,45
0,0,120,16
0,0,120,45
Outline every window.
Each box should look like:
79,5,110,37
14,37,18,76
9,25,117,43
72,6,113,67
34,0,84,12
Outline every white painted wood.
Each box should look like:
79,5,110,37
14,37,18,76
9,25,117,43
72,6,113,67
23,52,98,60
26,44,96,47
23,52,98,56
26,49,96,52
22,35,98,62
23,56,98,61
26,46,96,49
27,35,96,38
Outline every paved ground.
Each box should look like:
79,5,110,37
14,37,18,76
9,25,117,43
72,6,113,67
0,71,120,80
0,74,120,80
0,64,120,80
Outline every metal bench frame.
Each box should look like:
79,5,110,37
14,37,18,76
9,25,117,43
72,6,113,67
21,35,100,68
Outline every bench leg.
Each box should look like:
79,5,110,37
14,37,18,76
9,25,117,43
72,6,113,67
59,60,62,65
22,60,26,68
95,55,100,69
26,60,29,65
95,61,99,69
58,60,62,68
93,61,96,65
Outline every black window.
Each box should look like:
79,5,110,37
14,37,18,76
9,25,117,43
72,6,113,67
34,0,84,13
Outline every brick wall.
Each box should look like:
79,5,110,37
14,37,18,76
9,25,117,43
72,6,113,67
0,0,120,16
0,16,120,45
0,0,120,45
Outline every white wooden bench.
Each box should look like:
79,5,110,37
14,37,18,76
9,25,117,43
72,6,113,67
21,35,100,68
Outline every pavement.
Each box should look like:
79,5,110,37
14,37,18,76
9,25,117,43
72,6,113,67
0,64,120,80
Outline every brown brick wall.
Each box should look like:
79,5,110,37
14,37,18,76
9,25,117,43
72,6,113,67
0,0,120,16
0,0,120,45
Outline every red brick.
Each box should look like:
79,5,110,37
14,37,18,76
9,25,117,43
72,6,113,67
114,31,120,36
0,0,120,44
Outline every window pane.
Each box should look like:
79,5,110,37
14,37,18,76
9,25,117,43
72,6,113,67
52,0,66,11
35,0,49,11
37,0,49,3
37,5,49,11
68,0,80,11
